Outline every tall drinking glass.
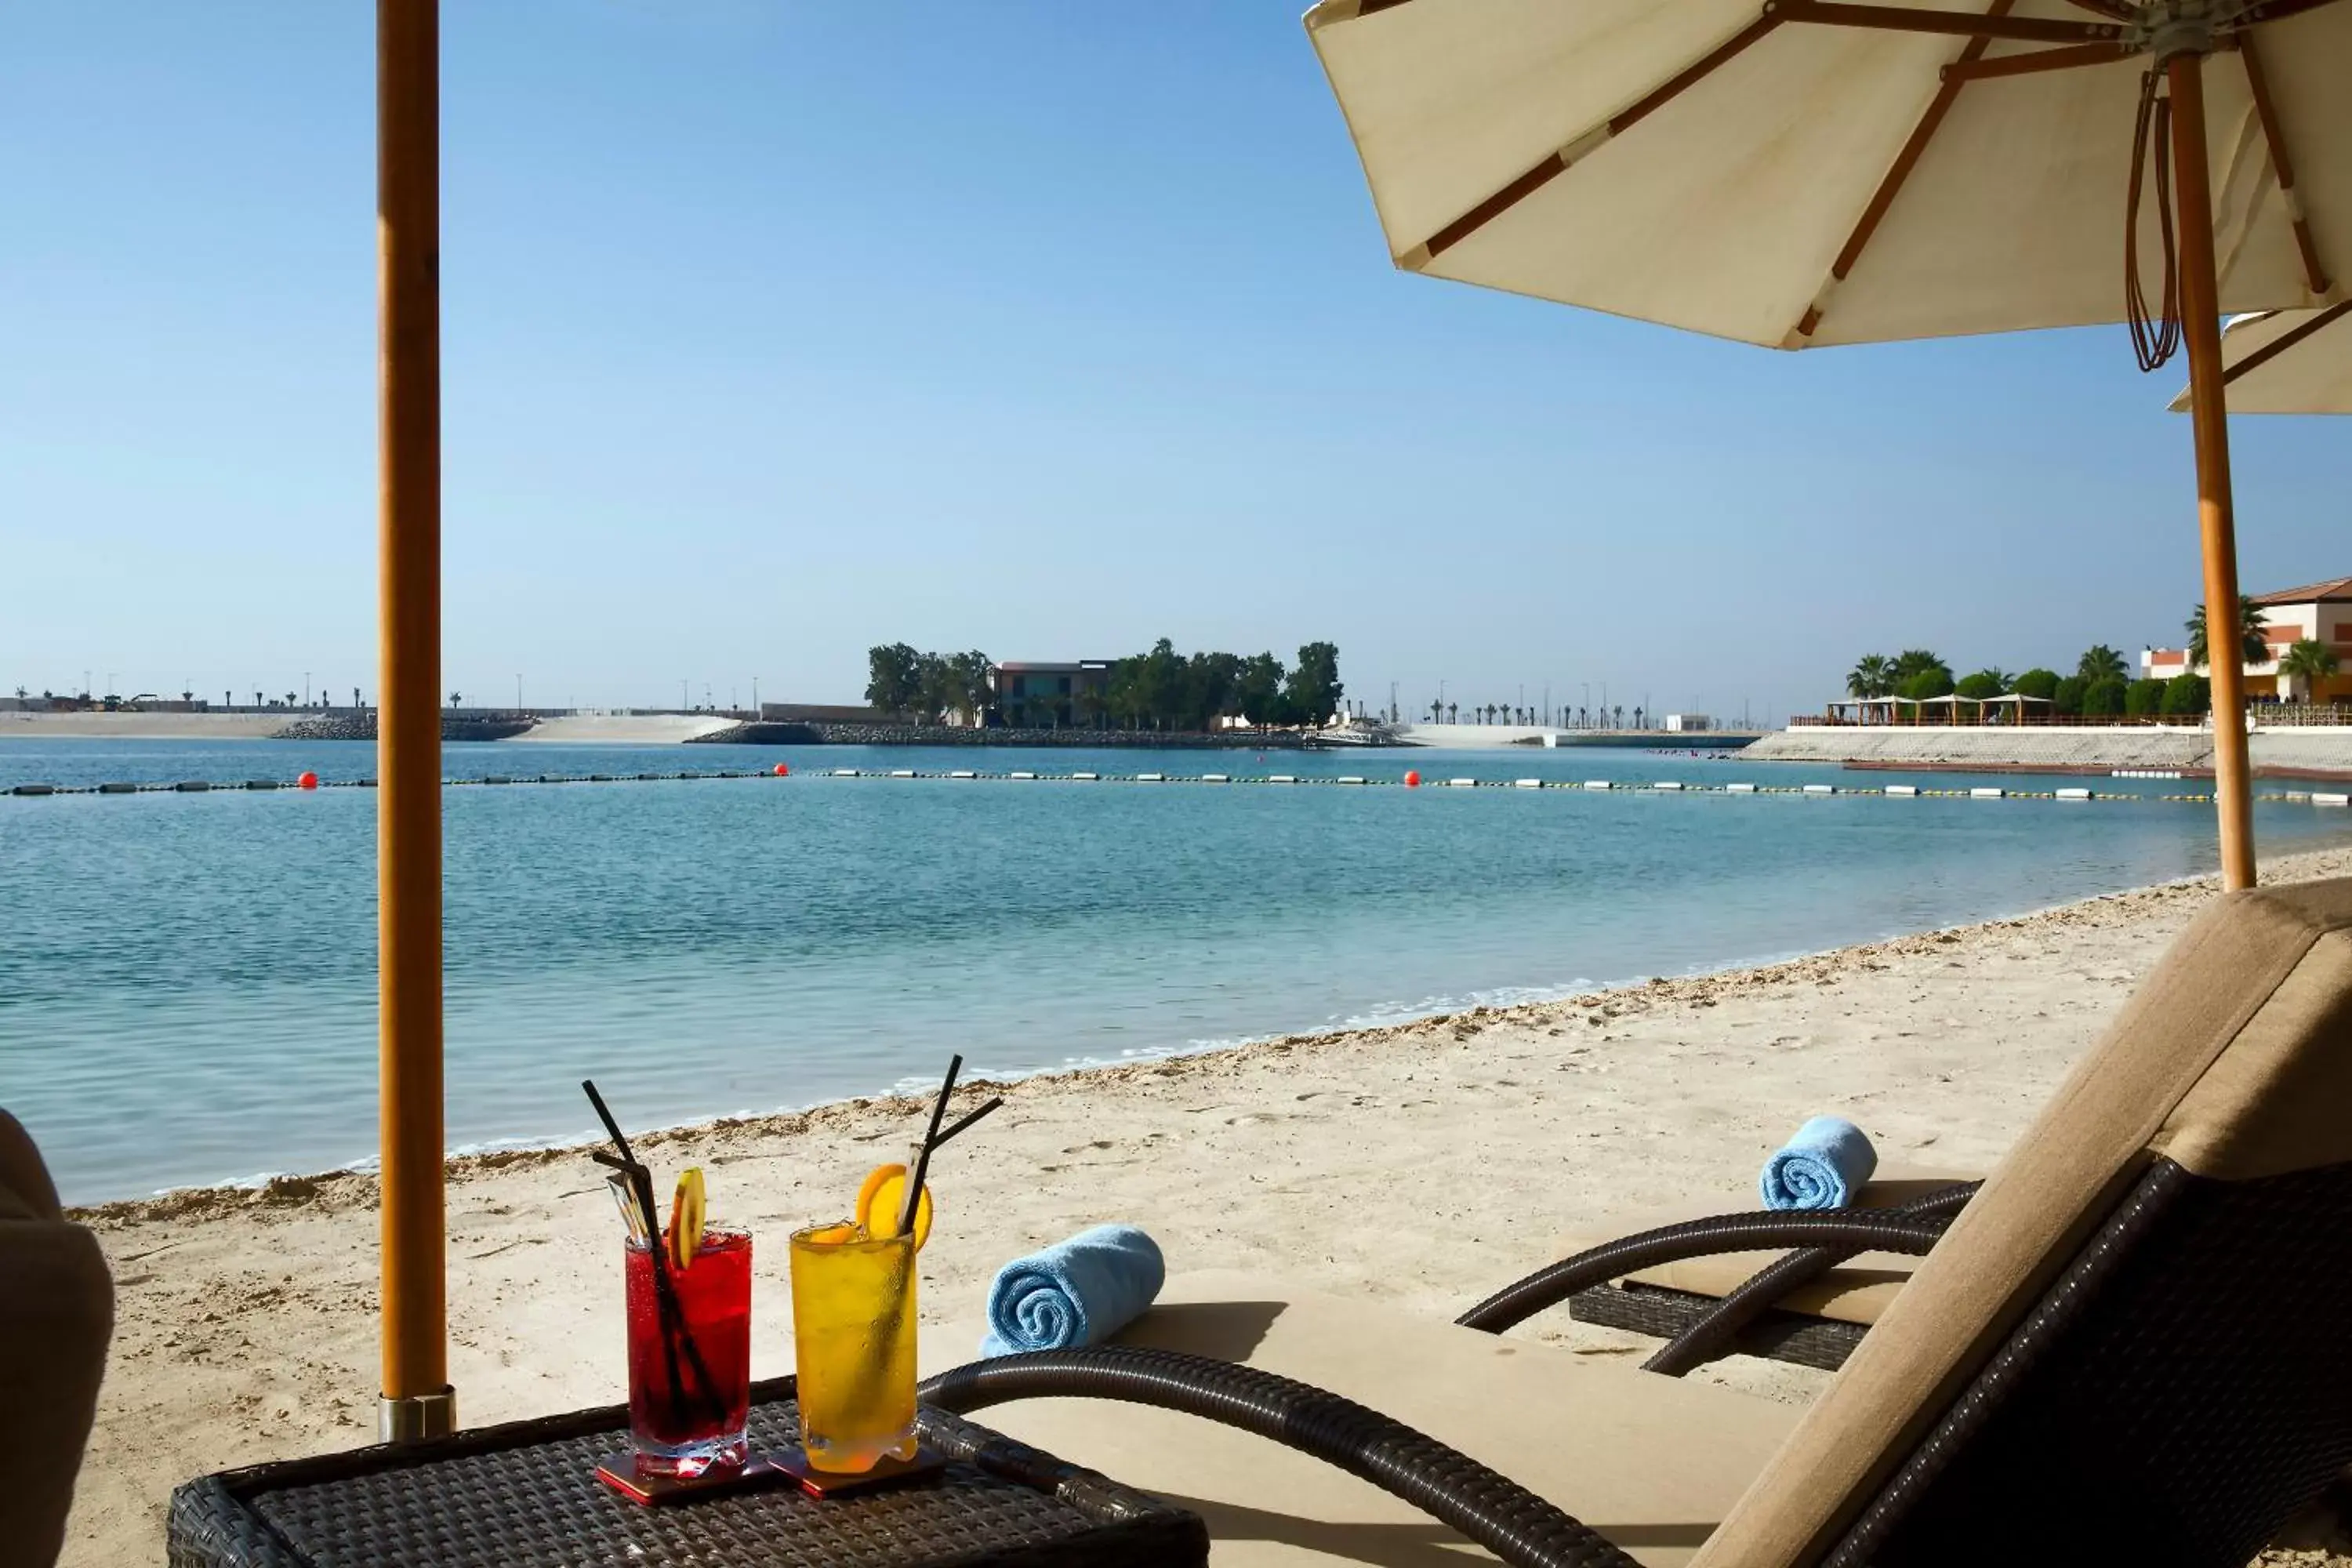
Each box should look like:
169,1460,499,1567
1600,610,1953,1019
789,1221,918,1472
625,1223,752,1477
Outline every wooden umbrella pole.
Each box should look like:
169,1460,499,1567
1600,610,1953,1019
377,0,454,1440
2167,50,2256,892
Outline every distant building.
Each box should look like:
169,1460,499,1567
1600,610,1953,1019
1664,713,1711,732
2142,575,2352,702
993,661,1112,728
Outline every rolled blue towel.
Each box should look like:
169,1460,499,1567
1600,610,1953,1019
979,1224,1165,1358
1759,1116,1877,1210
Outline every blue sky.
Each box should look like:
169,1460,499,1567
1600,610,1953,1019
2,4,2343,722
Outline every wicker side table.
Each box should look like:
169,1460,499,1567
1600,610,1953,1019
167,1376,1207,1568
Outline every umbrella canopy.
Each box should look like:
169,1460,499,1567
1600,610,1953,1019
2169,303,2352,411
1305,0,2345,346
1308,0,2350,890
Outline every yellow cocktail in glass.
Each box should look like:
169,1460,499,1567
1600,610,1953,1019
789,1221,918,1472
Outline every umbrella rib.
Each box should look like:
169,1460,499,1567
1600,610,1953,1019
1405,13,1782,267
2222,298,2352,386
1787,0,2014,345
1941,39,2136,82
1770,1,2122,45
2237,29,2333,296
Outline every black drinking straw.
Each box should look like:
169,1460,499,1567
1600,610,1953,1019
896,1055,963,1237
931,1095,1004,1152
582,1080,725,1428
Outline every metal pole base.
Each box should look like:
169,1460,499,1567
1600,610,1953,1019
379,1386,457,1443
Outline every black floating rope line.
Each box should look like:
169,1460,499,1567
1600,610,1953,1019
921,1345,1639,1568
1454,1210,1948,1336
1641,1181,1982,1376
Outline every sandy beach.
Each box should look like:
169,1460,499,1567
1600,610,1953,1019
55,842,2352,1566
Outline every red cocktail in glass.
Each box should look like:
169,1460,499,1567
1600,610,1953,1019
624,1223,752,1476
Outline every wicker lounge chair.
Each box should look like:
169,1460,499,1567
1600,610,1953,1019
1479,1167,1983,1376
0,1109,115,1568
924,879,2352,1566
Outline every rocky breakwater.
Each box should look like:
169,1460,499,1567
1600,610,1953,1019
274,713,537,742
690,721,1308,749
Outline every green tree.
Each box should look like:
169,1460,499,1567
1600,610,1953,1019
2052,675,2087,716
2186,596,2270,670
948,651,995,727
2278,638,2341,699
1236,653,1287,726
1184,651,1244,730
1283,641,1344,728
2011,668,2060,702
2124,677,2168,717
1136,638,1186,728
1846,654,1893,699
866,643,923,717
2076,644,2129,685
2082,677,2128,717
2161,673,2210,716
1897,667,1954,701
913,651,954,723
1954,670,2008,701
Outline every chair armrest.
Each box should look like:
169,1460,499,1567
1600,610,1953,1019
1639,1182,1979,1376
1455,1209,1951,1336
922,1345,1639,1568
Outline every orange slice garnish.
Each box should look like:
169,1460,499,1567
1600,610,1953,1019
854,1162,933,1250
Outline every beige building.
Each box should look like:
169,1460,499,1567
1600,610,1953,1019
2142,576,2352,704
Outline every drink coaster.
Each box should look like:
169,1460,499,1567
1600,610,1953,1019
770,1443,951,1498
595,1451,787,1506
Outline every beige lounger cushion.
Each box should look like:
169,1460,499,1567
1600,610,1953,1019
0,1110,114,1568
1697,880,2352,1568
940,1268,1798,1566
1552,1169,1975,1327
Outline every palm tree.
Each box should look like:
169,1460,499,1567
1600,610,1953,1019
2187,596,2270,670
2278,639,2340,700
1891,649,1950,684
2076,645,2129,685
1846,655,1893,698
1427,699,1443,723
1446,702,1457,723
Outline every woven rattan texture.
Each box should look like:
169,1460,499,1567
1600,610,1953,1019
167,1385,1205,1568
1834,1158,2352,1568
1568,1283,1865,1371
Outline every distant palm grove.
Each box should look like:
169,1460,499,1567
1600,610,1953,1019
867,641,1342,731
1842,597,2325,719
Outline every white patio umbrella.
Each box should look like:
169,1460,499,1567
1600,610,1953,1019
1306,0,2350,888
2169,303,2352,411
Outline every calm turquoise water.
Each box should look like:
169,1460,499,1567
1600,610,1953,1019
5,738,2346,1203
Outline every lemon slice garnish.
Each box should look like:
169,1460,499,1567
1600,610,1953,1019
668,1166,706,1272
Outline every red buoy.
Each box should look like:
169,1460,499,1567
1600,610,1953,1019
298,771,320,790
773,762,790,777
1404,770,1421,788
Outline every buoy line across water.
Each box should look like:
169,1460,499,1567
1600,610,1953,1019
7,770,2349,809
